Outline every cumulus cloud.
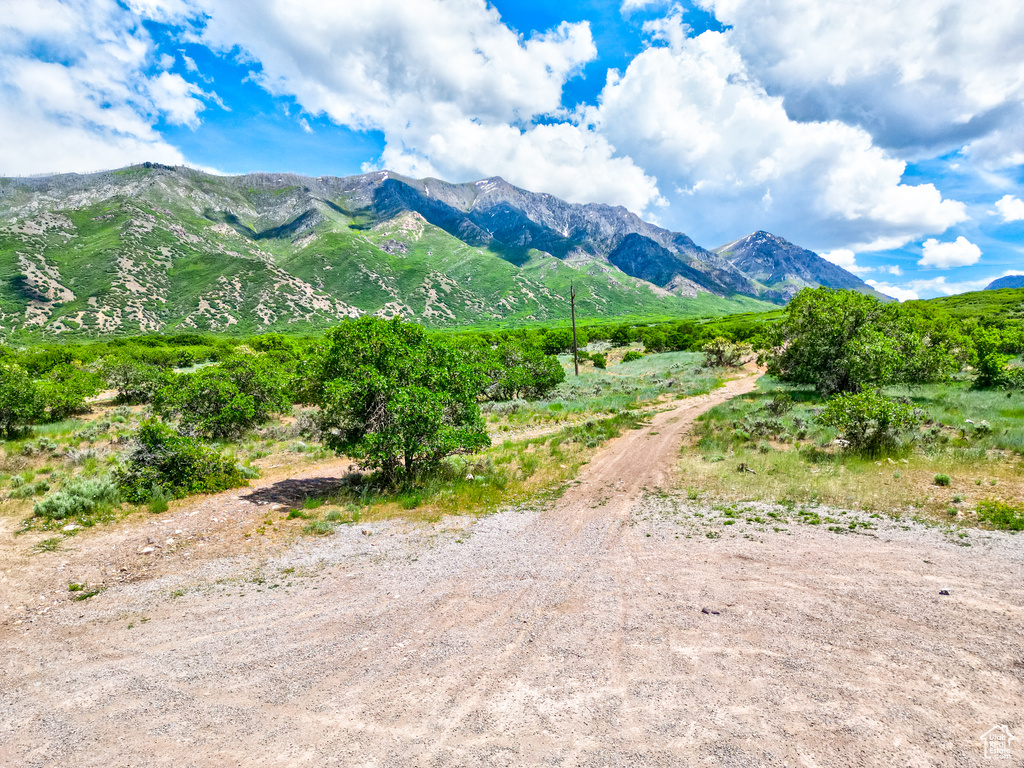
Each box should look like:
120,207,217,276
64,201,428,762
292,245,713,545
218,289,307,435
0,0,212,175
865,281,920,302
995,194,1024,222
697,0,1024,167
821,249,871,275
867,275,993,301
184,0,662,211
621,0,670,15
585,24,967,249
918,236,982,268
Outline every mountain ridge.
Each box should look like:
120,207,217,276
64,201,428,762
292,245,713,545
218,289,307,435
714,230,892,302
0,164,881,338
986,275,1024,291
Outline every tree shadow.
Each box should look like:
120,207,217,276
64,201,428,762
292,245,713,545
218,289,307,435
242,473,359,509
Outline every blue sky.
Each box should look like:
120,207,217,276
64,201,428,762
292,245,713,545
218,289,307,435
2,0,1022,300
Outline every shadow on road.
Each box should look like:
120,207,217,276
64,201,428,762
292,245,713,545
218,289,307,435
242,476,353,508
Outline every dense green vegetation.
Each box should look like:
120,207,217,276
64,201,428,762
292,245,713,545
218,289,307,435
762,287,966,395
2,286,1023,542
0,177,774,341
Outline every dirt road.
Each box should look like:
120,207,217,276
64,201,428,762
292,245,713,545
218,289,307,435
2,371,1022,767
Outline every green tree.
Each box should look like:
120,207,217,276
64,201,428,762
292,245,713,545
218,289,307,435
702,337,750,368
156,355,289,439
816,389,920,457
0,363,41,437
116,421,249,503
101,356,169,404
314,317,490,483
610,325,634,347
538,327,586,356
764,288,957,396
486,338,565,400
38,363,103,421
971,326,1011,389
642,329,668,353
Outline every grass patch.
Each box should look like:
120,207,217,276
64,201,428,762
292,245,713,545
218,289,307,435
323,410,649,523
680,375,1024,524
483,351,721,434
975,499,1024,530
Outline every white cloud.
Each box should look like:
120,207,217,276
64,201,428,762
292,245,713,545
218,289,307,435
148,71,207,127
621,0,669,14
821,249,871,275
380,120,662,213
584,25,967,250
918,236,982,268
187,0,663,212
883,264,903,276
995,194,1024,222
0,0,208,175
867,274,993,301
696,0,1024,169
865,280,920,302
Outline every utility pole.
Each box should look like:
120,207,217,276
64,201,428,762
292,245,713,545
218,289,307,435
570,281,579,377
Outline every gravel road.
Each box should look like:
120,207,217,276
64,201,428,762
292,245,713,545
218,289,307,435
1,372,1022,767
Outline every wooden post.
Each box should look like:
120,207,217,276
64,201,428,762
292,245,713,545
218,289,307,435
570,281,579,377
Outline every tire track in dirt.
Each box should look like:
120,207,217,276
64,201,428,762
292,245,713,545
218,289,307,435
418,372,762,763
3,367,1022,767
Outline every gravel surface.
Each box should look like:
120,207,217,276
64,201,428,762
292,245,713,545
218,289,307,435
1,373,1022,767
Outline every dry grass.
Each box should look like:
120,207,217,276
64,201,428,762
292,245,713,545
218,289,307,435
678,449,1024,522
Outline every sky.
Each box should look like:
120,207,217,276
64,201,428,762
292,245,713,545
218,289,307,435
1,0,1022,300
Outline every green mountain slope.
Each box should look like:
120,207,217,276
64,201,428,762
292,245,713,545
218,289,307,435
0,165,776,339
907,287,1024,324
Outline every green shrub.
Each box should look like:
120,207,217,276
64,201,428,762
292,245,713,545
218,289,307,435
620,350,644,364
702,337,750,368
102,358,169,405
33,476,120,520
816,389,920,456
10,479,49,499
485,338,565,400
314,317,489,484
975,499,1024,530
303,520,333,536
115,421,248,503
147,485,170,514
155,355,290,439
765,288,964,396
766,393,795,415
38,364,103,421
591,352,607,370
0,363,42,437
934,473,951,487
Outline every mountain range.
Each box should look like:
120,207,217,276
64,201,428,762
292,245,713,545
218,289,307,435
0,164,885,338
986,275,1024,291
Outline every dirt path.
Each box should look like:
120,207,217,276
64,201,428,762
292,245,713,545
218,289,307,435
2,370,1022,767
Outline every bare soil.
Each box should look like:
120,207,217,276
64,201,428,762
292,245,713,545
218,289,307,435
2,372,1022,767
